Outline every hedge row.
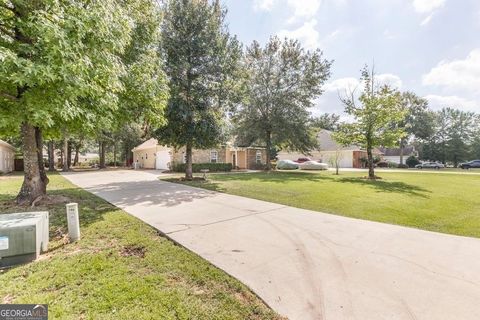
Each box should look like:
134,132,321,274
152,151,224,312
171,162,233,172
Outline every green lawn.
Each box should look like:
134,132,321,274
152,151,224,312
168,170,480,238
0,173,281,320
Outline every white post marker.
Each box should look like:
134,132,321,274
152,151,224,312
66,203,81,242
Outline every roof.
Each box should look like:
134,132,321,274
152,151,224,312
132,138,159,151
378,146,416,157
0,139,15,151
317,130,361,151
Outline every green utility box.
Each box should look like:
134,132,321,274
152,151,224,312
0,212,49,267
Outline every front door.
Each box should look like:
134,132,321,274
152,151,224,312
232,153,237,168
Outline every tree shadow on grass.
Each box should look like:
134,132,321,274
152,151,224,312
211,171,331,183
180,171,432,198
337,177,431,198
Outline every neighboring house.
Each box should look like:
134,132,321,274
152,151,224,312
0,139,15,173
132,138,267,170
378,146,418,164
277,130,383,168
77,153,100,164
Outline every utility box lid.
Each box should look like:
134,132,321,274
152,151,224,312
0,212,49,267
0,212,48,228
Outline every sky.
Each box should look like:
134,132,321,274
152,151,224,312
223,0,480,117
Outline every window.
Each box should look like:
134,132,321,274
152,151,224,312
210,150,218,163
145,153,148,159
256,150,262,164
183,152,187,163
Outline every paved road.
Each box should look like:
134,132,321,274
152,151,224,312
63,170,480,320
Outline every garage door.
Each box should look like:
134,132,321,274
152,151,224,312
155,150,171,170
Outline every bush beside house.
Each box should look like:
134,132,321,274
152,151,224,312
171,162,233,173
406,156,421,168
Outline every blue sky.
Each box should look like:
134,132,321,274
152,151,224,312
223,0,480,117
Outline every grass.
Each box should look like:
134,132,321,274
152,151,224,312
0,173,282,320
166,170,480,238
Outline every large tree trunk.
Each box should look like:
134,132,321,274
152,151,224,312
367,144,375,179
73,143,80,166
67,141,72,168
99,140,106,169
35,127,48,187
265,130,272,171
47,140,55,172
185,143,193,180
63,135,69,172
17,123,48,205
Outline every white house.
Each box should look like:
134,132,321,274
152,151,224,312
0,139,15,173
378,146,418,164
277,130,383,168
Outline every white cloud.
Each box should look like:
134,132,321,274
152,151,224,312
424,95,479,112
376,73,403,89
278,19,320,50
314,73,404,119
412,0,445,13
286,0,322,22
324,77,360,93
253,0,276,12
422,49,480,92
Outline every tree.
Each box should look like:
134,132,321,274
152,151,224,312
445,108,475,166
156,0,241,180
234,37,332,170
328,148,343,175
334,66,406,179
418,108,476,165
397,92,435,164
310,113,341,131
0,0,133,204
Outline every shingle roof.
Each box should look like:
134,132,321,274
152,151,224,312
378,146,416,157
0,139,15,151
317,130,361,151
132,138,159,151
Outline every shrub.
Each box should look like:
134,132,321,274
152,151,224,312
406,156,420,168
171,162,233,173
397,163,409,169
107,161,123,167
376,161,388,168
250,162,268,170
387,161,398,168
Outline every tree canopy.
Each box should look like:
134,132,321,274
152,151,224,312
334,66,406,179
233,36,332,169
155,0,241,179
0,0,166,203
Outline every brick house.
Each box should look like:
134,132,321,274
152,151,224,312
132,138,267,170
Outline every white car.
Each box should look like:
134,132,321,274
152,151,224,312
299,160,329,170
276,159,299,170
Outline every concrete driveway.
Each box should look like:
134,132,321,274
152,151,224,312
62,170,480,320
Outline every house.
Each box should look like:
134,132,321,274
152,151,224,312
77,153,100,164
277,130,383,168
0,139,15,174
131,138,267,170
378,146,418,164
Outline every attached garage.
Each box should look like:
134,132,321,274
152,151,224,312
132,138,172,170
155,149,171,170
